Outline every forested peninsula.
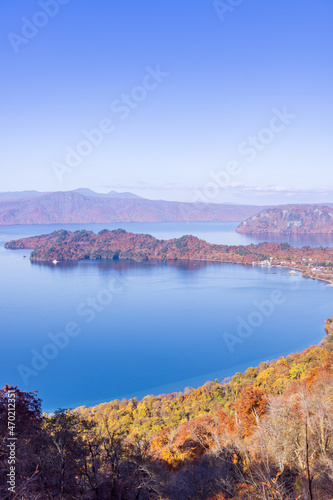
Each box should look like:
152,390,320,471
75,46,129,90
5,228,333,283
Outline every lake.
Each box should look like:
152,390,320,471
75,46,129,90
1,222,333,412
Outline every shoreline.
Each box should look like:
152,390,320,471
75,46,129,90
6,245,333,287
32,256,333,286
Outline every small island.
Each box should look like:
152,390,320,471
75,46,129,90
5,228,333,284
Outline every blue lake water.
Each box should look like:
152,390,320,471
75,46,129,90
1,222,333,412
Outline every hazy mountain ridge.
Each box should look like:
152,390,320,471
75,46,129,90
236,205,333,234
0,191,266,224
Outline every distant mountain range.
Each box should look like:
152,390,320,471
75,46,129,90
2,190,333,230
0,188,142,201
0,190,266,225
236,205,333,234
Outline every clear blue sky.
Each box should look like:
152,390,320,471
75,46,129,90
1,0,332,204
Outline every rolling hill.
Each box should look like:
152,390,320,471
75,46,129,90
0,190,265,224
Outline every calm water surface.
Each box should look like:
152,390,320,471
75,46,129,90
1,222,333,411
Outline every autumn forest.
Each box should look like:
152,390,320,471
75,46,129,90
1,318,333,499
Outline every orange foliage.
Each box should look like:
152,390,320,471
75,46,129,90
233,386,268,437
